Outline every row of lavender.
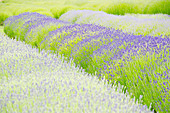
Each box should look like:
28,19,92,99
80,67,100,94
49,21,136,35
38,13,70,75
0,33,154,112
59,10,170,37
4,12,170,112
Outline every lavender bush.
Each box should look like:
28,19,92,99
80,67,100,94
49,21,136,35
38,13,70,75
59,10,170,37
4,12,48,38
3,12,71,50
83,35,170,112
0,33,154,113
40,24,111,55
24,19,71,49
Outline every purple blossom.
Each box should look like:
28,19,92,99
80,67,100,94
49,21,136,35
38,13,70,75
4,12,48,37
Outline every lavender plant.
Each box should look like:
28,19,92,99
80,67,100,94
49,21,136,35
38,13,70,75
3,12,71,50
17,17,58,41
24,19,71,49
87,35,170,112
59,10,170,37
4,12,48,38
55,28,135,75
0,33,154,113
112,49,170,112
40,24,110,55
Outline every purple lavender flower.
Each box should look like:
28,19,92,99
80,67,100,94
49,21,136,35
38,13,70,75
4,12,71,48
40,24,111,54
4,12,48,38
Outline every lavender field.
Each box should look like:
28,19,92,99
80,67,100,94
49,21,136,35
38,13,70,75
0,0,170,113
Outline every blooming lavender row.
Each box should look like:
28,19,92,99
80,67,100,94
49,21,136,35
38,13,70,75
4,12,71,48
0,33,154,113
77,32,170,112
59,10,170,37
24,18,71,49
40,23,114,54
37,21,169,112
4,12,49,38
45,22,169,75
41,24,128,70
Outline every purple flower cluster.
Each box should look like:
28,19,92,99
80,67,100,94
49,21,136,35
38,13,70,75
40,23,112,54
91,35,169,69
4,12,71,48
19,17,58,41
4,12,48,38
24,19,71,48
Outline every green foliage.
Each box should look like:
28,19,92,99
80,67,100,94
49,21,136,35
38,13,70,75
0,0,169,24
143,0,170,15
99,2,138,15
0,11,12,26
50,5,78,19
